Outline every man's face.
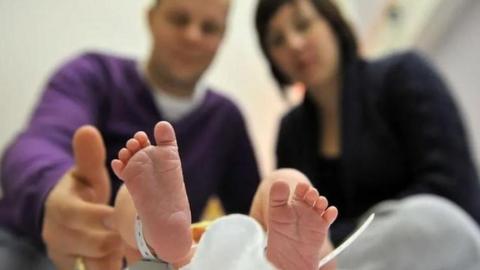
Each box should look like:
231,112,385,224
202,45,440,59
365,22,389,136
148,0,229,88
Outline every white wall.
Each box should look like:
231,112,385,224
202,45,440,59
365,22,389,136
0,0,286,175
0,0,150,148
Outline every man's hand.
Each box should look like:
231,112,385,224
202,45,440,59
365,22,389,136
42,126,124,270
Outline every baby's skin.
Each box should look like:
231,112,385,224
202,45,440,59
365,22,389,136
112,121,337,269
112,122,192,263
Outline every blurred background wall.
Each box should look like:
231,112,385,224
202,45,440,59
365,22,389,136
0,0,479,177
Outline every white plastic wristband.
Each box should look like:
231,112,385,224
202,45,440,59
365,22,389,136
134,214,173,269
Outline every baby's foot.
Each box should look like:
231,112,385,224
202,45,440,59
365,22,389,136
266,181,338,270
112,121,192,263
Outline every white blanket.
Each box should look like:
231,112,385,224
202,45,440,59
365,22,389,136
182,214,275,270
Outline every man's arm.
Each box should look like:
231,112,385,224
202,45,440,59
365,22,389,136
0,53,105,240
0,53,123,270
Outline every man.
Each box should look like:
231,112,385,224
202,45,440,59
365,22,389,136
0,0,260,269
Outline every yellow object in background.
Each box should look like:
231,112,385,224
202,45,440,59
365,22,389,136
191,221,212,243
191,196,225,243
201,196,224,221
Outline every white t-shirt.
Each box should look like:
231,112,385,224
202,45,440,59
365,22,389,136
138,61,207,122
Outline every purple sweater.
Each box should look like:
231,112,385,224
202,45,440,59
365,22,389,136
0,52,260,245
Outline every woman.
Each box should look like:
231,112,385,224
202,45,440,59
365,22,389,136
256,0,480,269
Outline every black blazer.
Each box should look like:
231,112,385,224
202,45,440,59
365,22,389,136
276,51,480,243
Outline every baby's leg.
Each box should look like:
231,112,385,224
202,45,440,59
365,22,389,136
113,185,142,263
250,169,338,270
111,121,192,264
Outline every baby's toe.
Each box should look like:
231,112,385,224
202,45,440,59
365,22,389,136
293,182,310,201
269,181,291,207
304,188,319,208
126,138,141,153
119,148,132,163
134,131,150,147
322,207,338,225
314,196,328,213
111,159,125,179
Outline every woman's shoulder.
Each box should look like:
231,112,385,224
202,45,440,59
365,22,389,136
366,50,436,80
362,50,445,98
363,50,456,117
375,50,425,63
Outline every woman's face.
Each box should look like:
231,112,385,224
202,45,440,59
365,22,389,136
265,0,340,89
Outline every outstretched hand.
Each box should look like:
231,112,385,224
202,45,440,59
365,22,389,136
42,126,123,270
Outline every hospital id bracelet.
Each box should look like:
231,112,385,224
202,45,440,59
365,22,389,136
134,214,173,269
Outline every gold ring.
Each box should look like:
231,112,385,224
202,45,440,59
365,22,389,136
74,257,86,270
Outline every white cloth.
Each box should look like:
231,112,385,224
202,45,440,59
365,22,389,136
182,214,275,270
152,83,206,122
137,60,207,122
337,195,480,270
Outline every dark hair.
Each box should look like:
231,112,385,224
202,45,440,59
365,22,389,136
255,0,358,87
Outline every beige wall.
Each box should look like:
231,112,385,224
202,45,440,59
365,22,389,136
0,0,286,176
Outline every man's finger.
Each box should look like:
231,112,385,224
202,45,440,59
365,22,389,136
73,125,111,204
47,223,123,259
58,199,116,231
76,229,123,258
